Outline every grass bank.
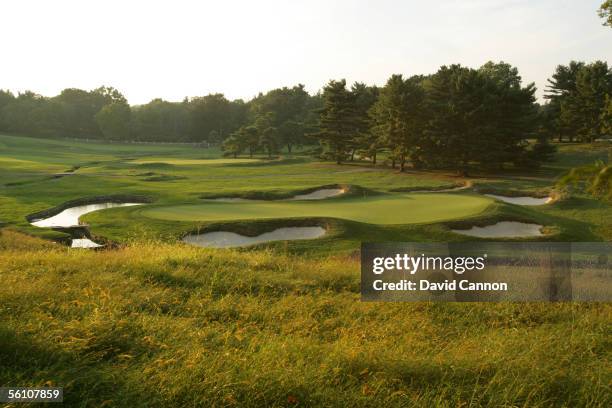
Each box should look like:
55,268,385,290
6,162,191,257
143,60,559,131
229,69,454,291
0,230,609,407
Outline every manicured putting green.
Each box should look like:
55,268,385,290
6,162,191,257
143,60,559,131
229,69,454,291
142,193,492,225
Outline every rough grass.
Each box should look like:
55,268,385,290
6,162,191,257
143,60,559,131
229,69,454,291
1,137,610,406
0,230,610,407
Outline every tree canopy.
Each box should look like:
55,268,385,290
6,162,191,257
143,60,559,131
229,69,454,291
599,1,612,27
0,59,608,174
311,80,360,164
545,61,612,142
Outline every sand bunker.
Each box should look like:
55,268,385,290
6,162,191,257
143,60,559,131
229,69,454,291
71,238,103,248
485,194,552,206
30,202,143,228
183,226,326,248
288,188,345,200
452,221,544,238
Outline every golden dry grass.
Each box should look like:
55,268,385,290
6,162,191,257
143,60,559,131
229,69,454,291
0,229,610,407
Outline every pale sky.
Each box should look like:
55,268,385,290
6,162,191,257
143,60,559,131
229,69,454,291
0,0,610,104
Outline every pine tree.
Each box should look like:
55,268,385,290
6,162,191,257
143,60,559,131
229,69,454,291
545,61,612,143
350,82,378,163
222,133,245,158
227,126,259,158
601,95,612,136
313,80,359,164
425,65,486,174
425,63,536,174
572,61,612,142
370,75,426,172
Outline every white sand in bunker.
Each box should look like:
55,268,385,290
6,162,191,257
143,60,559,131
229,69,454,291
452,221,544,238
485,194,552,206
183,226,326,248
30,203,143,228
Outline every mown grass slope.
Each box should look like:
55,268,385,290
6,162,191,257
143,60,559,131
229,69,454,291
0,230,610,407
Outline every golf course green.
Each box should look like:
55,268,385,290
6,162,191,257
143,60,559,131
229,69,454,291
142,193,492,224
1,134,611,246
1,134,611,407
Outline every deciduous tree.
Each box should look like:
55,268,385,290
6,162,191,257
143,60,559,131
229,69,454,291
95,102,131,140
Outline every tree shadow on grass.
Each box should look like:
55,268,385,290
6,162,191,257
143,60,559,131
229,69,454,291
0,327,163,407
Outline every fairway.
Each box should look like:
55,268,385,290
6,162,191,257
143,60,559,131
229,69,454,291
142,193,492,224
131,158,261,165
2,134,611,244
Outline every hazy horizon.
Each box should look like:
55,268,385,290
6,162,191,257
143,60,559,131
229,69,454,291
1,0,610,104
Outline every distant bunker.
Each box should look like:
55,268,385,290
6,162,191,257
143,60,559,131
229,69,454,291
452,221,545,238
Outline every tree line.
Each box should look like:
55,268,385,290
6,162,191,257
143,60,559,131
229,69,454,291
0,60,610,173
544,61,612,143
311,61,609,174
0,85,322,146
222,85,322,158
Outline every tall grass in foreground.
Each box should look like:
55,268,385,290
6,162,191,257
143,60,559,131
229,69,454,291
0,230,610,407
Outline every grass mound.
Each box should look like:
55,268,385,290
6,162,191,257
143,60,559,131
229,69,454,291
133,158,260,166
142,175,187,182
199,184,367,200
